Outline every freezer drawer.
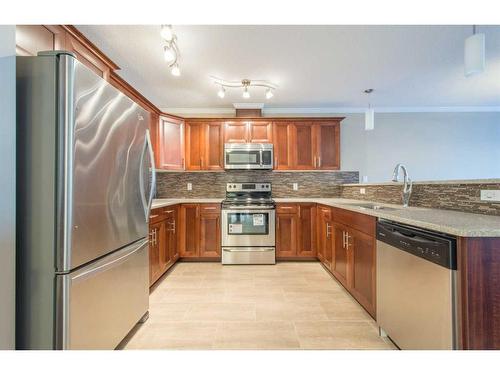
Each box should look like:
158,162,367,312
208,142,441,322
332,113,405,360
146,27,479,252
56,238,149,349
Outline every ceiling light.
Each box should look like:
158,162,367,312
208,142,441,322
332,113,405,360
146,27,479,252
465,25,485,77
242,86,250,99
365,108,375,131
171,64,181,77
217,86,226,98
364,89,374,131
160,25,174,42
163,46,176,63
265,88,274,99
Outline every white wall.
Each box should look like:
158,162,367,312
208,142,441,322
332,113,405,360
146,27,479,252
341,112,500,183
0,25,16,349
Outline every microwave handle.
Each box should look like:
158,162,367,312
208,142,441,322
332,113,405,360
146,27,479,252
259,150,263,167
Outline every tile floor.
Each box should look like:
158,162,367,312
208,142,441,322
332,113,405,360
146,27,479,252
123,261,396,350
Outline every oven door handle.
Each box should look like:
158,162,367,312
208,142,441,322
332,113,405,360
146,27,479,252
222,209,275,214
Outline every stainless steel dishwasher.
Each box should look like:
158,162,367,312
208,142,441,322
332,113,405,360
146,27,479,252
376,220,458,350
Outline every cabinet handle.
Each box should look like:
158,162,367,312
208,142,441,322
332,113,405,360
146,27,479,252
171,220,176,233
274,157,278,167
280,206,294,210
150,214,159,219
196,206,200,218
342,231,346,249
326,223,331,238
318,157,321,168
314,156,317,168
203,207,216,210
346,234,352,249
163,210,174,214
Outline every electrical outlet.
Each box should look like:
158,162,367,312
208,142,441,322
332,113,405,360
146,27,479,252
360,188,366,195
187,183,192,191
293,183,298,191
480,190,500,202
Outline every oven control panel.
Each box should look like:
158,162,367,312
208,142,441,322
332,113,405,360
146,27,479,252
226,183,271,192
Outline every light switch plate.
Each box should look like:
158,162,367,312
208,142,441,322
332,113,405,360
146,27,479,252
187,183,192,191
360,188,366,195
480,190,500,202
293,183,298,191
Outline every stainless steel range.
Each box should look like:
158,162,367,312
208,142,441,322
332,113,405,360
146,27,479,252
221,183,276,265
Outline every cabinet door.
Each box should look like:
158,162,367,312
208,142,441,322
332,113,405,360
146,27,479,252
157,220,169,275
331,223,350,287
249,121,273,143
293,122,316,170
149,222,163,286
204,122,224,170
272,122,293,170
349,229,376,317
276,213,298,258
199,211,221,258
158,117,184,170
169,206,180,262
179,204,199,257
297,204,316,257
315,122,340,170
317,206,332,265
224,121,248,143
185,121,204,170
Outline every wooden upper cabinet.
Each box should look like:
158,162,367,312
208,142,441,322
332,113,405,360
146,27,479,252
185,121,224,171
248,121,273,143
224,120,272,143
185,122,204,170
315,121,340,170
224,121,249,143
158,116,184,170
204,122,224,170
272,119,342,170
273,122,293,170
294,122,316,170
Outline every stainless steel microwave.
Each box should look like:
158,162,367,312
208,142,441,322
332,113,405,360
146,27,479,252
224,143,273,170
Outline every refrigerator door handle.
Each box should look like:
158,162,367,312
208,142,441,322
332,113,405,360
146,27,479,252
140,129,156,221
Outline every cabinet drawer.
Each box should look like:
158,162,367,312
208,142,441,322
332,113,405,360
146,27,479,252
159,206,177,219
331,207,375,237
149,208,166,224
200,203,221,214
276,203,298,214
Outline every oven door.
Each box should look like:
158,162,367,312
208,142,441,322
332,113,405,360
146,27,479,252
221,209,276,247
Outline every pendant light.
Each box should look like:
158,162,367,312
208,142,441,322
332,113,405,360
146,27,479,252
465,25,485,77
364,89,374,131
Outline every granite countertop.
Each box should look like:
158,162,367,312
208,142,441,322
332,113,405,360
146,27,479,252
152,197,500,237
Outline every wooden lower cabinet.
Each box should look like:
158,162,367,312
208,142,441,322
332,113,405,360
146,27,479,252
180,203,221,259
317,205,333,266
276,203,316,259
148,205,179,287
330,208,377,318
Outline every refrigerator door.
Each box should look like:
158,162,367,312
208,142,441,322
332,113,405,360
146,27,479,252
55,238,149,350
57,55,152,271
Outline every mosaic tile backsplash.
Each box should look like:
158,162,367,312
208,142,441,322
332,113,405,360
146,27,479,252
156,170,359,198
341,183,500,216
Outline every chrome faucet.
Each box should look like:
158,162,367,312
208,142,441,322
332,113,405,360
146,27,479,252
392,164,412,207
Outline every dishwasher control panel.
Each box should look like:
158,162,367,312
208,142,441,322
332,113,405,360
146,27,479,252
376,220,457,270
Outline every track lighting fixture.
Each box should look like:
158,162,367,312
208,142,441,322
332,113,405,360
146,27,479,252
160,25,181,77
210,76,278,100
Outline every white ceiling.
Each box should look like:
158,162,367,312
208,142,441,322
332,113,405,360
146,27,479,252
76,25,500,113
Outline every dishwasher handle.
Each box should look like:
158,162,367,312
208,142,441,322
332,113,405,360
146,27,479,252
377,220,457,270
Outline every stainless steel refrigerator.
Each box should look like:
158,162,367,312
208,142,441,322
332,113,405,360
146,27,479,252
16,51,156,349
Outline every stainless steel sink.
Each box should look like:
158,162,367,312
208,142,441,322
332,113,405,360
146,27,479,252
344,203,400,211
